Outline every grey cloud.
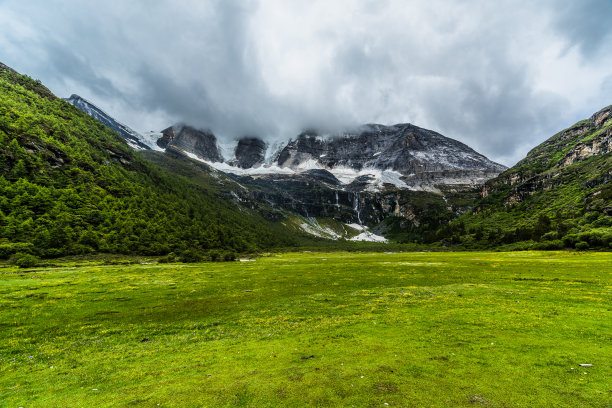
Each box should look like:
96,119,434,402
552,0,612,58
602,75,612,95
43,41,122,100
0,0,610,166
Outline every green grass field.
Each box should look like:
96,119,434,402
1,252,610,407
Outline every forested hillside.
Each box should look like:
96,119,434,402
433,106,612,250
0,65,302,261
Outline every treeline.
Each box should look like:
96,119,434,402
430,214,611,250
0,69,300,262
428,183,612,250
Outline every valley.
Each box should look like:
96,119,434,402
1,251,609,407
1,1,611,407
2,60,610,266
67,93,507,242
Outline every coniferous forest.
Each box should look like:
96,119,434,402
1,63,611,265
0,68,303,263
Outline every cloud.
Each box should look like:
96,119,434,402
0,0,610,165
552,0,612,58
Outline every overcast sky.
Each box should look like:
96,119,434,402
1,0,611,165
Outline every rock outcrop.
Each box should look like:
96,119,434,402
65,94,151,150
157,125,223,163
229,137,266,168
148,122,506,227
274,124,506,188
483,104,612,205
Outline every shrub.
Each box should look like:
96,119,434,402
158,252,177,263
178,249,204,263
575,241,590,250
223,251,237,262
562,234,578,248
0,242,34,259
540,231,558,241
208,250,221,262
9,252,39,268
534,240,565,250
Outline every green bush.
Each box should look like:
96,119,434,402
534,240,565,250
178,249,204,263
562,234,578,248
0,242,35,259
9,252,39,268
223,251,237,262
575,241,590,250
207,250,221,262
158,252,177,263
540,231,559,241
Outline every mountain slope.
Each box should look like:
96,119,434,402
0,63,307,259
61,84,506,237
157,125,223,162
159,124,506,192
64,94,158,150
274,125,506,189
144,122,505,235
436,105,612,249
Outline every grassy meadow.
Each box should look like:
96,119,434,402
0,251,610,407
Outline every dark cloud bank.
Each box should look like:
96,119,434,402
1,0,611,165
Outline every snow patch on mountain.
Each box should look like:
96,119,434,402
349,231,387,243
65,94,157,150
299,218,341,239
141,132,165,152
346,223,366,231
295,218,386,242
345,223,387,242
330,167,409,190
180,151,294,175
176,150,422,191
264,140,287,164
217,141,237,162
295,158,324,171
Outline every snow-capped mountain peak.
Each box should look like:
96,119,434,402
64,94,160,151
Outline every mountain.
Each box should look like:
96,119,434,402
156,125,223,162
59,86,505,193
435,105,612,249
273,125,506,190
64,94,157,150
5,61,607,251
151,123,505,238
63,85,506,239
141,128,493,240
0,63,312,261
228,137,266,168
158,124,506,192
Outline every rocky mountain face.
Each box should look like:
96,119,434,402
147,123,502,232
149,122,505,191
443,104,612,250
66,98,506,193
154,122,506,195
61,85,508,239
217,124,503,230
157,125,223,163
229,137,266,168
228,170,468,231
65,94,152,150
275,124,506,188
482,105,612,203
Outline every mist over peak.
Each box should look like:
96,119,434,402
1,0,611,166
